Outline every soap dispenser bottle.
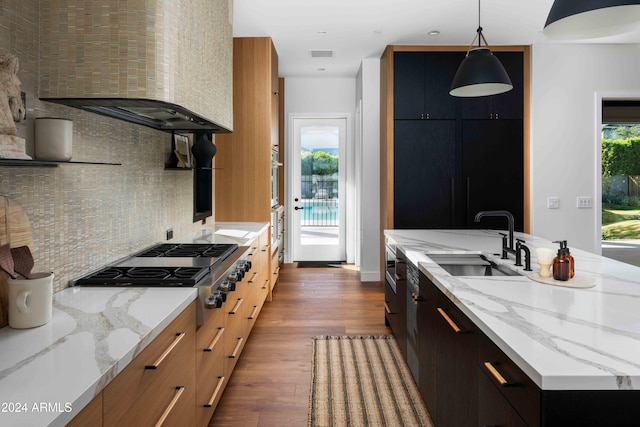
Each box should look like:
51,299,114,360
552,241,570,281
563,240,575,278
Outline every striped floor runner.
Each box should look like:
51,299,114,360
309,335,433,427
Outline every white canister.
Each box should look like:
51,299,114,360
34,118,73,161
8,272,54,329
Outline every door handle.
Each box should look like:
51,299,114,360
294,206,304,210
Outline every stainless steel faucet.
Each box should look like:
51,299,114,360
474,210,515,254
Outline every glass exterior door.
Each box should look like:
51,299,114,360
291,117,346,261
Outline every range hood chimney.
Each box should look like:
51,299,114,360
38,0,233,133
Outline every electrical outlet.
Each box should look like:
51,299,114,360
166,228,173,240
577,197,592,209
547,197,560,209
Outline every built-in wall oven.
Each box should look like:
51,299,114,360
271,149,281,208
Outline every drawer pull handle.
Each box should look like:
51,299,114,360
384,302,392,314
248,305,260,319
262,245,269,252
484,361,509,386
204,327,225,352
262,279,268,290
248,272,258,283
437,308,463,333
394,273,402,281
204,376,226,408
229,298,243,314
145,332,185,369
393,258,405,264
229,337,244,358
154,386,185,427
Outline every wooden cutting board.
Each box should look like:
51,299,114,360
0,196,34,328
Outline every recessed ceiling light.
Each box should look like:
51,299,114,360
373,29,383,35
317,31,327,36
318,68,326,71
428,30,440,36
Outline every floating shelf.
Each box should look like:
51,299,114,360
0,159,121,167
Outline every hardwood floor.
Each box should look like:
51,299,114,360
208,263,391,426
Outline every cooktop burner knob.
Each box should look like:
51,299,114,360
218,291,227,302
221,280,236,291
205,294,223,309
227,272,241,282
240,261,251,272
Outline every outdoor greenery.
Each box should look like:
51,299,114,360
602,137,640,177
602,127,640,240
301,150,338,176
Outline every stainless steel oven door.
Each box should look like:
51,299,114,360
385,244,397,293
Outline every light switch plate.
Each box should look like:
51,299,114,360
547,197,560,209
577,197,593,208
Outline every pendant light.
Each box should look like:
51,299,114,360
544,0,640,39
449,0,512,97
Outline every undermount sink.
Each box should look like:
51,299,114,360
427,253,522,277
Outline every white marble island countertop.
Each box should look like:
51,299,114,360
385,229,640,391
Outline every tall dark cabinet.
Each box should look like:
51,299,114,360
382,47,529,233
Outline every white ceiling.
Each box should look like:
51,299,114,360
232,0,640,78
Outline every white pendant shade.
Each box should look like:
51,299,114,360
544,1,640,39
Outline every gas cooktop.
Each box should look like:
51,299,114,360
74,243,239,287
133,243,238,259
74,266,209,287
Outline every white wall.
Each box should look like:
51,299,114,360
356,59,382,281
284,77,357,263
531,43,640,252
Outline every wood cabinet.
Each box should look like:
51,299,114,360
215,37,279,224
195,302,226,426
381,45,530,233
103,303,196,427
67,392,102,427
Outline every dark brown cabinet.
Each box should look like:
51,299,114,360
433,282,478,427
385,249,407,357
394,52,463,120
389,49,525,231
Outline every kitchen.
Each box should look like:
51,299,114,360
2,0,640,426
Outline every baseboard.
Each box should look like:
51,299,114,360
360,271,382,282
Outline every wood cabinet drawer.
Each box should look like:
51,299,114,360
478,335,540,427
196,323,225,427
103,303,196,427
67,391,102,427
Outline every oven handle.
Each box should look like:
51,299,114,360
145,332,186,369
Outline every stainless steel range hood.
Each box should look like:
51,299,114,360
40,98,231,133
38,0,234,133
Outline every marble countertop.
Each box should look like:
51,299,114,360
175,222,269,246
0,221,268,426
385,229,640,391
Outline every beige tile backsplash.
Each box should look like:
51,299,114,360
1,0,220,292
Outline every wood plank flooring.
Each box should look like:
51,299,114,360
208,263,391,427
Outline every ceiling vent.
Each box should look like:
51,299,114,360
310,50,334,58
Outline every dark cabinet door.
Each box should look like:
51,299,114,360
418,271,438,420
478,369,529,427
460,51,524,120
462,120,524,231
395,52,462,120
435,291,478,427
394,52,426,120
394,120,457,229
